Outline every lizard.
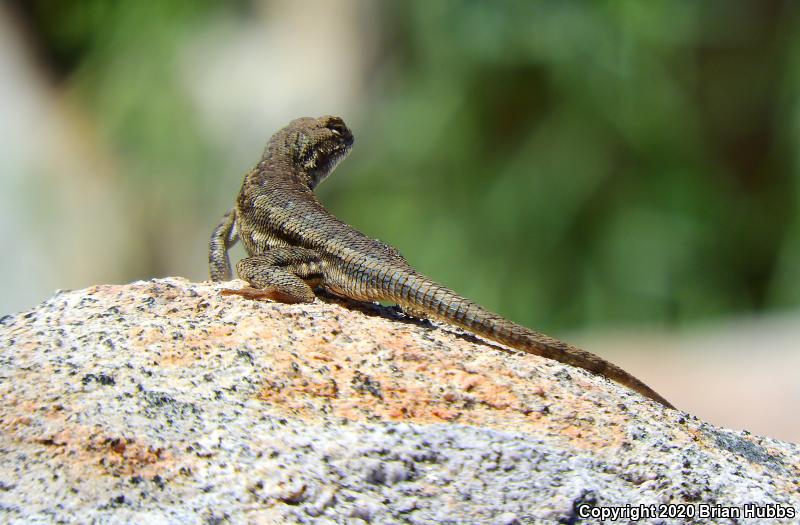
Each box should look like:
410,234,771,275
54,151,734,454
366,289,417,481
208,115,674,409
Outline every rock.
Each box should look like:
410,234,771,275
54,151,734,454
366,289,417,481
0,277,798,524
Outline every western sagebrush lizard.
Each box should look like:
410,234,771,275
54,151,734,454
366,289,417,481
209,115,673,408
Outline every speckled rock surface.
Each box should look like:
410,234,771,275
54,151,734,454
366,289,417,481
1,278,798,524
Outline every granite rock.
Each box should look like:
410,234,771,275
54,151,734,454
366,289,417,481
0,278,798,524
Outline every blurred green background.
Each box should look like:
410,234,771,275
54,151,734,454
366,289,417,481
1,1,799,438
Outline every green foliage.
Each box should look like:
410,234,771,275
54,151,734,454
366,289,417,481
24,0,800,331
332,0,800,330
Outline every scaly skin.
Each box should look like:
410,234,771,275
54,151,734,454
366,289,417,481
209,116,674,408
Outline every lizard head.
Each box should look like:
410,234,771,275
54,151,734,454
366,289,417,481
267,115,355,189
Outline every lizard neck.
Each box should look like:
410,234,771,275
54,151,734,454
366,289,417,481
257,153,314,191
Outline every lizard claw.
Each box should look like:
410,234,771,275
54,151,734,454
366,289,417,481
221,286,315,304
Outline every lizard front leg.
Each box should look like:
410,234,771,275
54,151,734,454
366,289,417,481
209,207,239,281
221,246,324,303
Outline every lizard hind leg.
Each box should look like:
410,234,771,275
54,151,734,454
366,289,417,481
222,248,324,304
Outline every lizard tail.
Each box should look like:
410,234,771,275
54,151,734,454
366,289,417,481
387,272,674,408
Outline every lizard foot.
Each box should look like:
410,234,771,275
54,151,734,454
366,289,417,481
221,286,315,304
400,305,431,320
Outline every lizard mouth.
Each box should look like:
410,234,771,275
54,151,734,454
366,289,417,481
307,141,352,188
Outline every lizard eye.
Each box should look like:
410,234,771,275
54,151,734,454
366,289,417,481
325,118,349,136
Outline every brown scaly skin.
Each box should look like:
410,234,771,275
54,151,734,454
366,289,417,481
209,116,674,408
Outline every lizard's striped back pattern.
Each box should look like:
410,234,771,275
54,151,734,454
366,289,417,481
209,115,674,408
